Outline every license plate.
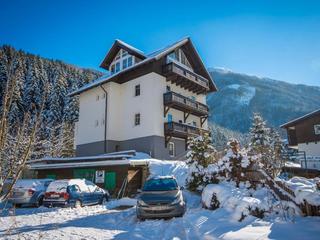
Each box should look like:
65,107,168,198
50,194,60,198
150,205,168,211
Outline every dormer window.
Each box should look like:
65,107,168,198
167,48,192,70
109,49,135,74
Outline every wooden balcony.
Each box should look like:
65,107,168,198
163,62,210,94
164,122,210,141
164,91,209,117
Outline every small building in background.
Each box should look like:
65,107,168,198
281,109,320,169
28,151,148,197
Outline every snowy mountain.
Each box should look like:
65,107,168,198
207,68,320,133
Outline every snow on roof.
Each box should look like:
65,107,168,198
28,154,132,164
29,159,131,170
69,37,198,96
68,56,154,96
280,108,320,128
115,39,145,56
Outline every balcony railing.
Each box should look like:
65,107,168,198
164,91,209,116
163,61,210,93
164,122,209,139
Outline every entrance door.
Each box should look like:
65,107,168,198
73,169,96,182
104,172,116,191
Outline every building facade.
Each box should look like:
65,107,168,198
281,109,320,169
70,38,217,159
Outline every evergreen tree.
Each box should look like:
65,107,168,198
186,132,216,191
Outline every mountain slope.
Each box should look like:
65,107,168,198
207,68,320,133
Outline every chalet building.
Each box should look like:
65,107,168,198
70,37,217,159
281,109,320,169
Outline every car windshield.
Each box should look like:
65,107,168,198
143,178,178,191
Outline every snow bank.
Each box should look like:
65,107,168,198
107,197,137,209
282,177,320,206
202,182,271,221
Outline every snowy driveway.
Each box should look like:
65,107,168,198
1,192,320,240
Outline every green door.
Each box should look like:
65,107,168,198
73,169,96,182
46,174,56,180
105,172,116,190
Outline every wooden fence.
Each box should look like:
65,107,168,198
257,169,320,216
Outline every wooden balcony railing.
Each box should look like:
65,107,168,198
163,62,210,94
164,122,209,139
164,91,209,116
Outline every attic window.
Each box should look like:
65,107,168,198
109,49,135,74
167,49,192,70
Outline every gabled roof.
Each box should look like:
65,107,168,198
280,108,320,128
100,39,146,70
70,37,217,96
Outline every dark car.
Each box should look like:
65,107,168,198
43,179,109,208
136,176,186,220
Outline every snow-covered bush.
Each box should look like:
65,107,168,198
186,132,217,191
202,181,271,221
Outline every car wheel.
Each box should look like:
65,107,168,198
100,197,107,205
36,196,44,208
74,200,82,208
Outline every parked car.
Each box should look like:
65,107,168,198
136,176,186,220
6,179,53,207
43,179,109,208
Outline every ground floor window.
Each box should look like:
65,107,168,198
168,142,175,157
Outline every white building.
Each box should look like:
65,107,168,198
70,38,217,159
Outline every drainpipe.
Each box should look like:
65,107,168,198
100,85,108,153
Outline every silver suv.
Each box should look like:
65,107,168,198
6,179,53,207
136,176,186,220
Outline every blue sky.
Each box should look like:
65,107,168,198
1,0,320,86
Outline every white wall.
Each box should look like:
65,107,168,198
298,142,320,156
76,72,209,145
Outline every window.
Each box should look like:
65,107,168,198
128,56,133,67
166,85,171,92
122,50,128,57
122,58,128,69
115,62,120,72
135,84,140,96
168,142,175,157
192,121,197,127
167,114,173,123
96,95,100,101
190,96,196,101
167,49,193,70
115,51,121,60
110,64,115,74
179,120,183,124
110,50,134,75
314,124,320,135
135,113,141,126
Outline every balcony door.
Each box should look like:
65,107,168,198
167,114,173,123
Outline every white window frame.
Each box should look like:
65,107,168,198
109,49,135,74
168,142,175,157
314,124,320,135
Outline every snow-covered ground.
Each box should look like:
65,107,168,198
1,159,320,240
